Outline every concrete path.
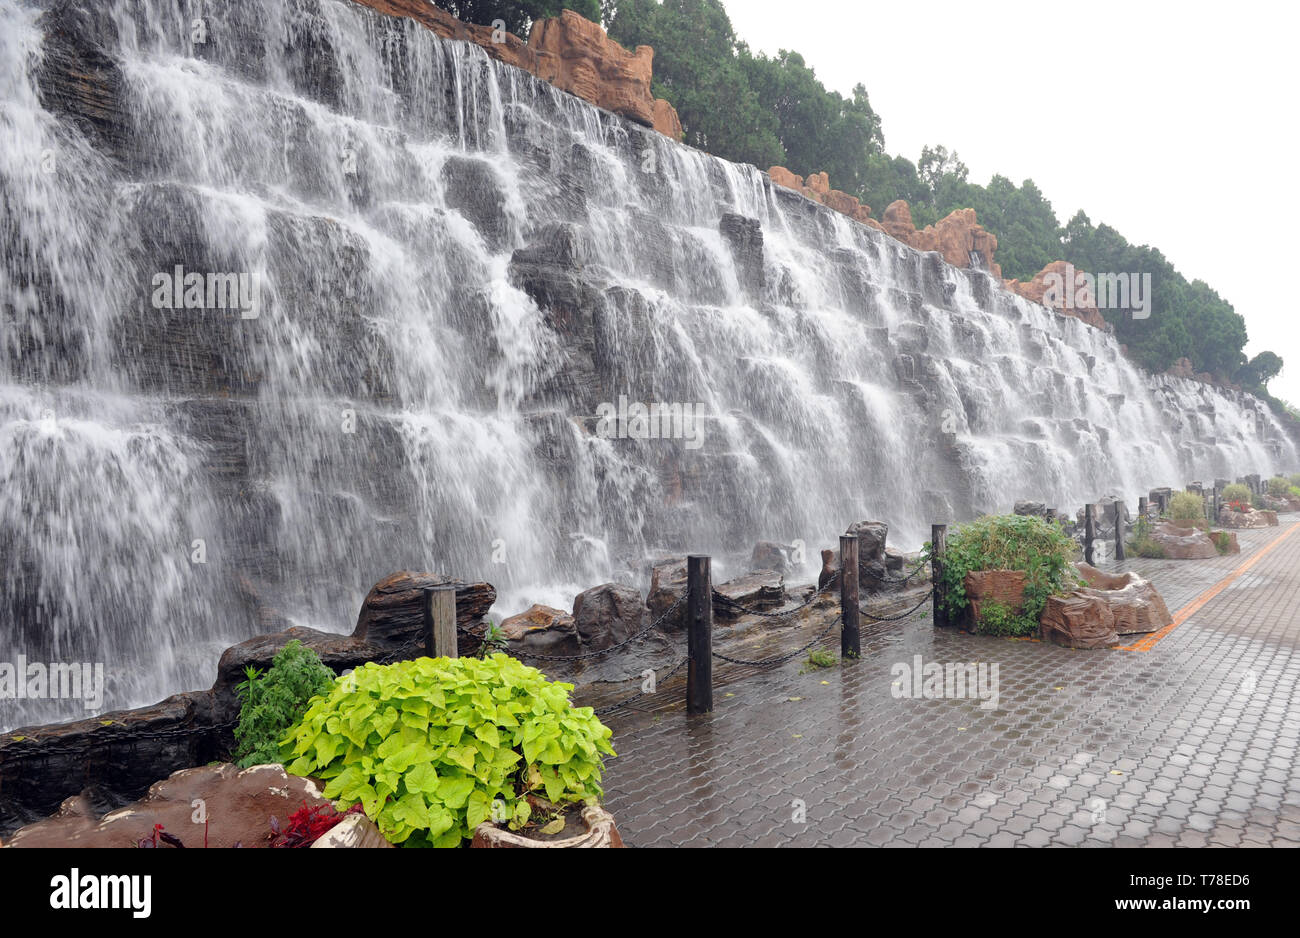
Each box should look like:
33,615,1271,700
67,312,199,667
599,517,1300,847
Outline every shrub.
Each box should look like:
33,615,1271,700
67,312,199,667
1290,474,1300,488
281,654,615,847
1221,483,1251,504
925,514,1081,630
1168,491,1205,522
974,599,1039,637
1127,515,1166,558
1210,531,1234,555
1267,476,1291,497
1289,486,1300,499
233,640,336,769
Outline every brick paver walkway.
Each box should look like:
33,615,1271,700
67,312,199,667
601,517,1300,847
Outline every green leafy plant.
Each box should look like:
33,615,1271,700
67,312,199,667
923,514,1081,631
1267,476,1291,498
799,648,838,673
1210,531,1234,555
1290,474,1300,488
232,640,336,769
281,654,615,848
479,621,508,657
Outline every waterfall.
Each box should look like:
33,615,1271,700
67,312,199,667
2,0,1295,729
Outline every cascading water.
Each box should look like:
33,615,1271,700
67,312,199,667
2,0,1295,729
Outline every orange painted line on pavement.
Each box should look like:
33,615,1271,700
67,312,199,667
1119,519,1300,652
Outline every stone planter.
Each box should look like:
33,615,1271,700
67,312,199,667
471,804,624,848
1039,564,1173,648
963,569,1027,629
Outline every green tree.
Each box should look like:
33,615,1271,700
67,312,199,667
436,0,601,36
605,0,784,167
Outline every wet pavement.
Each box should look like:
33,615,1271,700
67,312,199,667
600,516,1300,847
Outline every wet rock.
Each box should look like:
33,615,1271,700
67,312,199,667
719,213,764,301
499,604,574,642
1150,522,1218,560
441,156,508,250
213,626,381,724
572,583,646,649
1039,594,1118,649
846,520,889,562
351,572,496,654
647,558,688,632
1014,500,1048,518
713,571,784,619
1074,564,1172,635
4,763,331,848
750,541,790,573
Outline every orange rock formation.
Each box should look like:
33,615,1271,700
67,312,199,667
353,2,683,138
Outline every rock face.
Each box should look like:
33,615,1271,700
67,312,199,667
750,541,791,573
3,763,331,848
352,572,496,654
1040,594,1119,649
1004,260,1108,330
719,213,765,301
881,201,1000,275
1150,522,1220,560
1074,564,1172,635
355,3,682,137
767,166,877,227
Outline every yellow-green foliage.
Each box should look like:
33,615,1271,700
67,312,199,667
281,654,615,847
1221,483,1251,504
1168,491,1205,522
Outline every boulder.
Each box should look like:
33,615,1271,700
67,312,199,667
713,571,784,619
1218,507,1279,528
818,549,837,590
1040,594,1119,649
572,583,646,649
1074,564,1172,635
499,604,574,642
1014,500,1048,518
749,541,790,573
352,571,495,653
846,520,888,562
652,98,683,140
1149,522,1219,560
3,763,332,848
647,558,687,631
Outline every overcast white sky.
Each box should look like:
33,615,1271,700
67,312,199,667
723,0,1299,405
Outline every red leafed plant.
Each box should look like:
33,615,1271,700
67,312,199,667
269,801,364,848
1226,499,1251,513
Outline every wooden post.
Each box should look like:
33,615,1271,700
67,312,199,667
1114,503,1126,561
686,555,713,715
424,586,457,658
931,524,948,628
839,534,860,658
1084,504,1096,566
